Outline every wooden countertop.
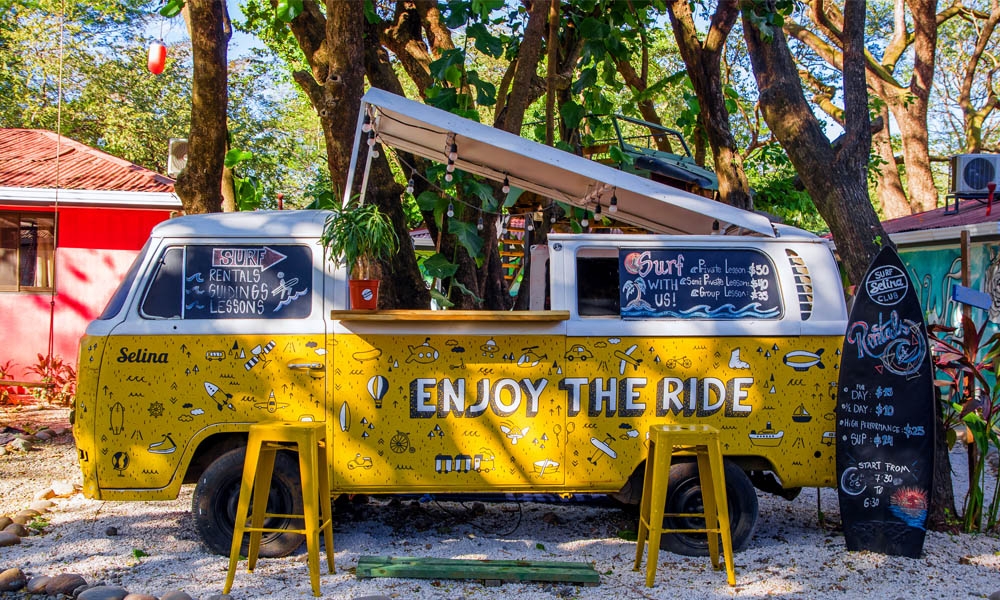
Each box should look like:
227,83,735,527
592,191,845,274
330,309,570,322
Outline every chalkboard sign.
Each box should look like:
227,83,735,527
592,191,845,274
183,245,313,319
618,248,782,319
836,246,934,558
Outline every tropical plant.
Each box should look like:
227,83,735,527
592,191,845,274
320,197,400,280
0,359,16,404
25,353,77,406
928,316,1000,532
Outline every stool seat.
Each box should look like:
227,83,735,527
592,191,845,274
224,421,334,597
633,424,735,587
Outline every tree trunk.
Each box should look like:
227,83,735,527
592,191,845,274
742,1,887,287
666,0,752,210
871,103,911,219
890,95,938,213
174,0,230,214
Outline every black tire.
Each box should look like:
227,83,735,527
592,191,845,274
659,460,758,557
192,447,305,557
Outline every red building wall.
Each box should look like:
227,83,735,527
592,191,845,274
0,205,174,380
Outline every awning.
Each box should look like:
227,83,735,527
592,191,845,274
349,88,775,237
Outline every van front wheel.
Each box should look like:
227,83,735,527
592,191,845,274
192,447,305,557
659,460,758,557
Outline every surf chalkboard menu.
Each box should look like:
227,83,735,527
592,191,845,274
618,248,782,319
836,246,934,558
183,245,313,319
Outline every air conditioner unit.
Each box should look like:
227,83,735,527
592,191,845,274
950,154,1000,195
167,138,188,177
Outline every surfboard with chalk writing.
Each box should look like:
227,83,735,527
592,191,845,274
836,246,935,558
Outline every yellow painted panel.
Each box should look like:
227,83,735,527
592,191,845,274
91,334,325,490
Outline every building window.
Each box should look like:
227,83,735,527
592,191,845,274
0,212,55,292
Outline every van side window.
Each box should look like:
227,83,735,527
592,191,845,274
577,257,620,316
139,244,314,320
140,247,184,319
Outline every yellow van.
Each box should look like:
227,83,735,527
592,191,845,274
74,89,847,558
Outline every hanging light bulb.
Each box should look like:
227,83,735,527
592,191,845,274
595,203,602,217
502,175,510,194
712,220,720,235
445,172,453,182
366,130,376,147
448,143,458,161
477,215,484,231
527,218,534,231
406,169,415,195
447,202,455,217
581,214,589,228
148,41,167,75
446,158,455,173
609,193,618,213
362,113,372,133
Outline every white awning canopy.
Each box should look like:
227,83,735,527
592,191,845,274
348,88,776,237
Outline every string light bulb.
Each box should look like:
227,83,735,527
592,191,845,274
581,214,589,228
502,175,510,194
477,215,484,231
448,143,458,161
595,203,602,217
362,113,372,133
445,172,453,182
446,158,455,173
447,202,455,217
366,130,376,147
609,192,618,213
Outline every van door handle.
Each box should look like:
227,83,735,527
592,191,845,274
288,362,324,370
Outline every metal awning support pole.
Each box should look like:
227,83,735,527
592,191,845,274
342,101,369,208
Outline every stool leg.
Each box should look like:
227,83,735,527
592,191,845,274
247,445,278,571
318,446,335,574
299,443,322,597
633,438,656,573
644,434,673,588
224,437,264,594
695,447,721,570
709,439,736,586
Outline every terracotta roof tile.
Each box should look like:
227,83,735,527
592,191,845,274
0,129,174,193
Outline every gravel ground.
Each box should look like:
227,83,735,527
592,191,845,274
1,404,999,600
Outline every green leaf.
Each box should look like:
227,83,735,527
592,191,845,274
422,253,459,279
415,190,443,212
429,48,465,81
468,23,503,58
444,64,463,88
450,219,484,258
429,289,455,308
444,1,470,28
159,0,184,18
471,0,503,20
363,0,379,24
579,17,608,40
573,67,598,95
132,548,149,559
536,542,546,550
608,145,633,165
276,0,303,22
559,100,585,130
450,280,483,302
224,149,253,168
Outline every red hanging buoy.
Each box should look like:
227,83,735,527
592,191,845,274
148,41,167,75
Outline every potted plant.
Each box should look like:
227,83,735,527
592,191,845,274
321,197,399,309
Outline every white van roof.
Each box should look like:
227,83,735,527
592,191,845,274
151,210,332,239
357,88,777,237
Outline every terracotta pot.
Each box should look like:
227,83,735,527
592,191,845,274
349,279,380,310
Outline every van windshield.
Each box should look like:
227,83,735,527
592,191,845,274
97,239,150,320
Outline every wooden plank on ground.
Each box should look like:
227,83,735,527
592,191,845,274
356,556,600,585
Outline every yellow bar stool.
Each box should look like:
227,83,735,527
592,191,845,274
633,423,735,587
224,421,334,597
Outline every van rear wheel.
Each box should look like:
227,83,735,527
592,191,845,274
659,460,758,556
192,447,305,557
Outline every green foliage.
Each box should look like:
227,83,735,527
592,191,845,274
744,143,828,233
25,354,76,406
321,198,400,280
929,316,1000,532
132,548,149,559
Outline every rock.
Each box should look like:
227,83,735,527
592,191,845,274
0,446,7,456
52,426,67,436
52,480,76,497
106,526,119,536
11,514,31,525
3,523,28,537
0,532,21,546
160,591,194,600
44,573,87,596
26,575,51,594
9,438,32,452
989,592,1000,600
202,595,234,600
29,499,54,512
78,585,130,600
34,487,56,501
16,508,40,518
0,516,11,530
0,568,26,592
34,429,53,441
123,594,159,600
353,596,392,600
